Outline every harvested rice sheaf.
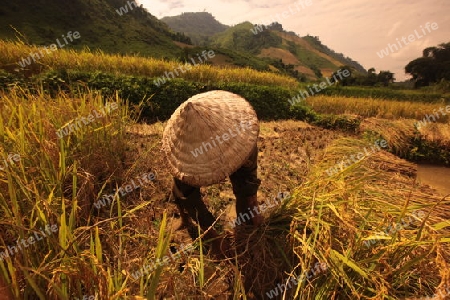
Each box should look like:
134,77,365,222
248,137,450,300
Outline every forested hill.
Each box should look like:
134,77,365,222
162,12,367,79
161,12,229,45
0,2,366,80
0,0,189,58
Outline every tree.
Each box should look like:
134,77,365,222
366,68,377,85
267,22,283,32
330,65,354,86
377,71,395,86
405,42,450,87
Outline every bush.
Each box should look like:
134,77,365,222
214,82,293,120
320,86,448,103
406,136,450,165
0,69,368,134
0,69,27,89
11,70,296,122
289,104,318,122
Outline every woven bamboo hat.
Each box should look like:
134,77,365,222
162,90,259,187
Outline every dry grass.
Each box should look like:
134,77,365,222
419,123,450,148
360,118,450,162
0,88,133,299
261,137,450,299
360,118,417,156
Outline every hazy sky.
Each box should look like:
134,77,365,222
140,0,450,81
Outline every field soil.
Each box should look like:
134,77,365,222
122,120,447,297
124,119,446,235
122,120,349,297
124,120,345,231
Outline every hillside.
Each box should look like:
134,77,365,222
210,22,366,79
0,2,367,81
303,35,367,74
161,13,366,79
161,12,229,45
0,0,188,58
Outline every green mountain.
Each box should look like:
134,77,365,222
303,35,367,74
0,0,189,58
209,21,367,78
161,12,228,45
210,22,282,54
161,13,367,79
0,3,366,81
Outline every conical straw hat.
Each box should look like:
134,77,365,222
162,90,259,187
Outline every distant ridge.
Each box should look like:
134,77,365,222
0,2,366,81
161,12,366,79
161,12,229,45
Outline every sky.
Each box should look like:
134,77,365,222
140,0,450,81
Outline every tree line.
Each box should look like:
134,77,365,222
331,42,449,88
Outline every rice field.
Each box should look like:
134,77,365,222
306,95,450,123
1,88,449,299
0,40,298,89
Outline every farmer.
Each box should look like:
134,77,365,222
161,90,263,257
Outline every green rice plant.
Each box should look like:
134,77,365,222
0,87,134,298
145,212,171,299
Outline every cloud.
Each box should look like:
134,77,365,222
387,21,402,37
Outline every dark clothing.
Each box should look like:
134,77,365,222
172,145,260,230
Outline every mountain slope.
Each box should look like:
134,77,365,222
212,23,366,78
210,22,283,55
161,13,367,79
161,12,228,45
303,35,367,74
0,0,186,58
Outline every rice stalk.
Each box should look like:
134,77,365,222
259,137,450,299
0,87,132,298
